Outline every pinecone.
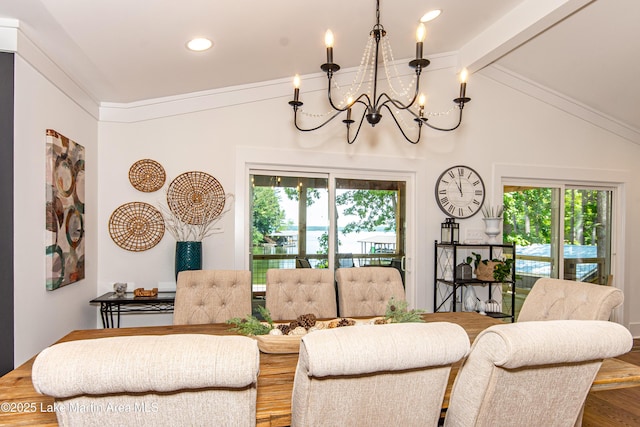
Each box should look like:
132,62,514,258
277,324,291,335
289,320,300,330
297,313,317,330
337,318,355,327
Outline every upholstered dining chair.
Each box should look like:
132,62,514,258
32,334,260,427
173,269,252,324
444,320,632,427
291,322,470,427
517,277,623,322
295,257,312,268
266,268,337,320
335,266,405,317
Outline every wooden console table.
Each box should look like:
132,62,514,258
89,292,176,328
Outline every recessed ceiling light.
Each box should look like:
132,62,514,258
421,9,442,23
187,38,213,52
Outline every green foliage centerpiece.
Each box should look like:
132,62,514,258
227,298,425,338
227,306,275,336
384,297,425,323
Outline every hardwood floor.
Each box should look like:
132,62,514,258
583,339,640,426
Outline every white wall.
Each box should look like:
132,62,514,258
9,48,639,366
98,65,640,334
13,56,98,365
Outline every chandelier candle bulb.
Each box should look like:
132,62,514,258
415,23,426,59
289,0,470,144
459,69,468,99
325,30,334,64
293,75,300,102
418,94,426,118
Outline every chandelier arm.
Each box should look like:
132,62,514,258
326,73,355,113
288,0,469,144
353,94,373,109
423,106,465,132
346,110,369,145
292,108,345,132
379,104,421,144
408,68,423,106
376,92,416,113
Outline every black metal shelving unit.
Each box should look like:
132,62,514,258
434,241,516,322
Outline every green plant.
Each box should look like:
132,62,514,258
492,258,514,282
384,297,425,323
226,306,274,336
467,252,514,282
466,252,482,270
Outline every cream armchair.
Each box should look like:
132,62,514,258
291,322,470,427
32,334,260,427
173,269,252,324
518,278,623,322
266,268,337,320
335,267,405,317
444,320,632,427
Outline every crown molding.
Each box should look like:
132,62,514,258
98,52,459,123
1,19,100,120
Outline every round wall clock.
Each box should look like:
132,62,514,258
435,165,485,219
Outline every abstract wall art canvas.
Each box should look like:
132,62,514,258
45,129,85,290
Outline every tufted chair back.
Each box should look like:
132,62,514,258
266,268,337,321
444,320,632,427
33,334,260,427
173,270,252,324
335,267,405,317
518,278,623,322
291,322,470,427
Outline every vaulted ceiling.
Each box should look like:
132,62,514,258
1,0,639,142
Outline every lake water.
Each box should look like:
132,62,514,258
262,229,397,256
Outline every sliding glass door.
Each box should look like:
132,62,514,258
503,183,614,319
249,171,409,299
250,173,329,297
335,178,406,282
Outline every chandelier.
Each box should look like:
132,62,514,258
288,0,471,144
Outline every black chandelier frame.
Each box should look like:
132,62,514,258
289,0,471,144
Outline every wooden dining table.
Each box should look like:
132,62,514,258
1,312,639,427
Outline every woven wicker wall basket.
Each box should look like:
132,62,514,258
128,159,166,193
166,171,226,225
108,202,165,252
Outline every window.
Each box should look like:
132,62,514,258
249,171,408,300
503,183,614,319
250,173,329,297
335,178,406,281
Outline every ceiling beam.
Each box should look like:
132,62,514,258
459,0,594,73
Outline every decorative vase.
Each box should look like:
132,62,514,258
483,217,502,244
464,285,478,312
175,241,202,279
476,300,486,315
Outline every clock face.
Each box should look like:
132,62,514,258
435,165,486,219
